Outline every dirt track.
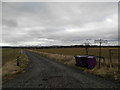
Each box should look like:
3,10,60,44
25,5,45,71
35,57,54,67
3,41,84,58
2,50,120,88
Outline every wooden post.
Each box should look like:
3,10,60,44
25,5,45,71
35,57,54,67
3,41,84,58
84,39,90,56
85,46,88,55
109,49,113,68
16,56,20,66
103,57,105,67
98,42,102,68
94,39,108,68
118,48,120,73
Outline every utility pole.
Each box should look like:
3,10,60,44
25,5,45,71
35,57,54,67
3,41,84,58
84,39,90,55
94,39,108,68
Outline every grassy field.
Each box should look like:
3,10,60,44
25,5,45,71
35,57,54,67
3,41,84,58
30,47,120,80
33,47,118,56
2,48,22,65
0,48,2,68
2,48,29,81
33,47,119,63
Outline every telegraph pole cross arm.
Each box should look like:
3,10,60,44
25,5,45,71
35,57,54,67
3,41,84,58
94,39,108,68
94,39,108,44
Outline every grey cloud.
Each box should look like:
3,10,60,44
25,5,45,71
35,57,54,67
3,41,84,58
2,19,18,27
2,2,118,46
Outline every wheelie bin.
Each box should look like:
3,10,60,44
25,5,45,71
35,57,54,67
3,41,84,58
74,56,96,69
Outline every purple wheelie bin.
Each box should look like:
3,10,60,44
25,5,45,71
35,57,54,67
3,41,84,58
86,56,96,69
74,56,87,67
74,56,96,69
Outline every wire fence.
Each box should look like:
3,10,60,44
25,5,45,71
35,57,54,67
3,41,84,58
109,49,119,72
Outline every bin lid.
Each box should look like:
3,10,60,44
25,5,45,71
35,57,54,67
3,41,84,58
88,56,96,58
75,56,96,58
75,56,88,57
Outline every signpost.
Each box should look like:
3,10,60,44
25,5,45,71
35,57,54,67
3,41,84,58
94,39,108,68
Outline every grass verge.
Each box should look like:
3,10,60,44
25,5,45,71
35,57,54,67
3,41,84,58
2,48,29,81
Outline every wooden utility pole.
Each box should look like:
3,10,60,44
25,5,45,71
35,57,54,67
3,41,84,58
95,39,108,68
99,42,102,68
84,39,90,55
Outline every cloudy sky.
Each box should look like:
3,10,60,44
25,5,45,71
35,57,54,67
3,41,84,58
2,2,118,46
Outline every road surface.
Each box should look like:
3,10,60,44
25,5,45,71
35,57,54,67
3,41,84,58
2,51,120,88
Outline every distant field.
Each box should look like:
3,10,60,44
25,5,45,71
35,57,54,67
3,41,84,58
33,47,119,61
2,48,21,65
0,48,2,67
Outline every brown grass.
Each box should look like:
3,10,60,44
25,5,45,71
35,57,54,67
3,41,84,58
2,48,29,81
29,47,120,81
2,48,21,65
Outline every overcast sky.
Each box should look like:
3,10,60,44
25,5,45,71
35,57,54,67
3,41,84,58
2,2,118,46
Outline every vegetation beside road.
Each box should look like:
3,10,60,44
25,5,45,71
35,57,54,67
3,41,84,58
29,47,120,81
2,47,119,81
2,48,29,81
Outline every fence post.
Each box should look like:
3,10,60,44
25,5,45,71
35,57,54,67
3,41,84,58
16,56,20,66
109,49,113,68
118,48,120,73
98,42,102,68
103,57,105,67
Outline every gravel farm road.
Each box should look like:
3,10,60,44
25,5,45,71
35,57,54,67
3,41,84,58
2,50,120,88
